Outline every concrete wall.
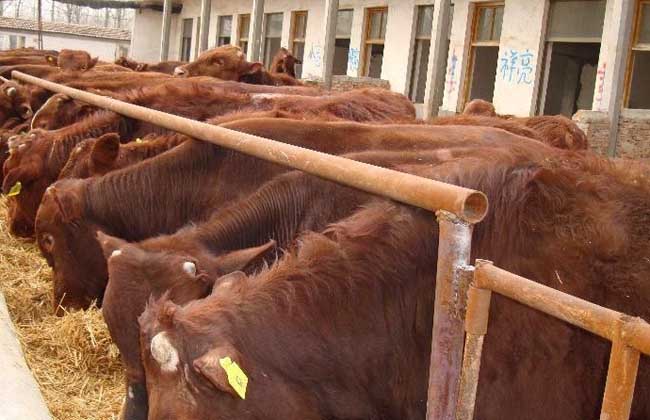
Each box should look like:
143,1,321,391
0,29,129,61
130,8,167,61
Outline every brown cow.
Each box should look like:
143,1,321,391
45,49,98,71
460,99,588,150
116,57,187,75
97,146,512,420
0,79,33,123
33,120,531,310
173,45,258,79
138,149,650,420
270,47,301,78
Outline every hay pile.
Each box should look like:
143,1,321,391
0,197,122,419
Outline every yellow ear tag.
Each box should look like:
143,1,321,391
135,138,143,143
7,181,21,197
219,356,248,399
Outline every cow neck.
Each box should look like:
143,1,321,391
47,110,126,175
83,140,223,241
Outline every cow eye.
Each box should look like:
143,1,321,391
41,233,55,252
182,261,197,276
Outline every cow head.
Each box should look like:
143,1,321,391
138,279,309,420
2,130,53,237
31,93,96,130
35,178,107,312
115,56,140,71
51,49,99,71
270,47,301,78
463,99,497,117
97,231,273,420
173,45,261,80
58,133,121,179
0,80,33,124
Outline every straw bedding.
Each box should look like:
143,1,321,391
0,197,122,420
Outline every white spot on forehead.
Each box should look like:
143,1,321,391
151,332,180,373
110,249,122,258
182,261,196,276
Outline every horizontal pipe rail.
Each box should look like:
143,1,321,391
474,261,650,355
12,71,489,223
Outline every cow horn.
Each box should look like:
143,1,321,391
6,86,16,97
0,76,9,83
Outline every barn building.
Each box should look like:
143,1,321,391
0,16,131,61
129,0,647,158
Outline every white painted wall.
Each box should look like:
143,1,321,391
130,8,166,62
0,29,129,61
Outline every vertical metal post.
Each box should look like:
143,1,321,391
456,269,492,420
247,0,265,63
159,0,172,61
605,0,634,157
321,0,339,90
423,0,452,120
426,210,474,420
36,0,43,49
198,0,211,53
600,317,641,420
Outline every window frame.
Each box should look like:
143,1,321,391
290,10,308,78
409,4,435,103
180,17,194,62
216,15,233,47
237,14,251,53
262,12,284,67
462,2,504,109
361,6,389,78
624,0,650,108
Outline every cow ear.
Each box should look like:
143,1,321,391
90,133,120,171
88,57,99,70
214,240,275,273
193,344,248,398
47,185,83,222
211,271,247,294
2,161,41,194
246,62,264,75
45,55,57,66
96,231,128,260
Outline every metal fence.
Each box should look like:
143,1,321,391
12,70,650,420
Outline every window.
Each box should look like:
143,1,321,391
409,5,434,103
537,0,606,116
464,3,503,106
217,15,233,47
8,35,25,49
290,11,307,78
334,9,353,75
626,0,650,109
362,7,388,78
263,13,283,68
238,14,251,54
180,18,193,61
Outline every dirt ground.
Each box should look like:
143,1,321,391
0,197,122,419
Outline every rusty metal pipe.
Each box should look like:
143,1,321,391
426,211,474,420
456,281,492,420
12,71,488,223
600,318,641,420
474,262,650,356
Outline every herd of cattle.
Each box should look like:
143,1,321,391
0,46,648,420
